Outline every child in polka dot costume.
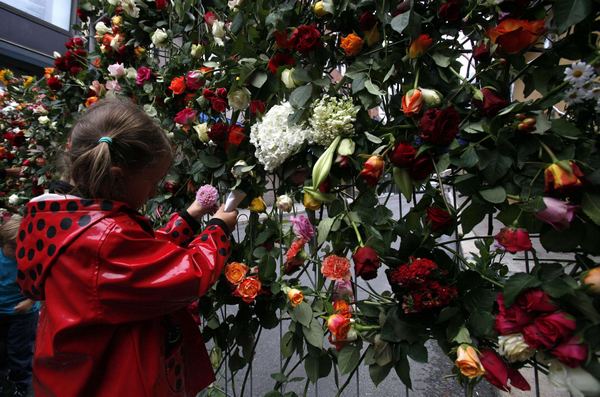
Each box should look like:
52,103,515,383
15,98,238,397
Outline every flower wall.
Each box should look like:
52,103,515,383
1,0,600,395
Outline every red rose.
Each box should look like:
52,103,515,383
359,155,385,186
155,0,168,10
479,349,530,392
359,12,378,31
389,142,416,168
522,312,577,349
475,88,509,117
208,122,228,142
408,153,434,180
54,56,68,71
185,71,204,91
419,107,460,146
210,97,228,113
249,100,266,115
204,11,217,26
46,76,62,91
551,336,588,368
168,76,186,95
267,52,296,74
227,125,245,146
487,19,545,55
473,42,491,63
288,25,321,54
426,207,453,232
216,87,227,97
438,0,463,23
353,246,381,280
495,293,533,335
494,227,532,254
174,108,197,125
516,289,557,314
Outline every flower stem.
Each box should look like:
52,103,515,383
538,140,559,163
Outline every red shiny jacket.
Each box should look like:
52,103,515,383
16,195,231,396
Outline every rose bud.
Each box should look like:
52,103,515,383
389,142,416,168
497,333,535,363
337,138,355,156
401,88,423,117
473,42,490,63
224,262,249,285
494,227,532,254
276,194,293,212
535,197,577,231
479,349,530,392
333,279,354,301
287,288,304,307
340,33,364,57
408,34,433,58
335,155,351,169
420,88,442,107
163,180,178,193
475,88,509,117
551,336,589,368
303,191,322,211
426,207,453,232
455,345,485,378
544,161,584,194
359,155,385,186
352,246,381,280
582,267,600,294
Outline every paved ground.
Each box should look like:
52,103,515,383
206,190,567,397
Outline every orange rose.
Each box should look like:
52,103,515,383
321,255,351,281
85,96,99,108
340,33,364,57
487,19,545,54
409,34,433,58
402,88,423,117
234,276,261,304
333,300,352,318
169,76,186,95
583,268,600,295
455,345,485,378
327,314,351,341
359,155,385,187
287,288,304,307
44,67,55,78
544,161,583,194
225,262,248,285
134,46,146,58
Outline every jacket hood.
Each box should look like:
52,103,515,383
16,194,135,300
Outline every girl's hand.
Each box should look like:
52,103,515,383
212,205,238,232
14,299,34,313
186,200,214,222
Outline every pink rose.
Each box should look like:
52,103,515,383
136,66,152,86
174,108,197,125
535,197,578,231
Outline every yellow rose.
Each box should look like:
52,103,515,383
455,345,485,378
287,288,304,307
303,192,322,211
249,197,267,213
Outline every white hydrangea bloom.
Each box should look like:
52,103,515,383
564,62,595,87
250,102,311,171
309,95,359,146
497,333,535,363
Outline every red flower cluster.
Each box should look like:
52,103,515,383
54,38,87,75
495,290,588,368
169,71,205,96
388,258,457,313
388,142,434,181
419,106,460,146
203,87,228,112
288,25,322,54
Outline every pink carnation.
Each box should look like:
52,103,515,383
196,184,219,212
290,215,315,241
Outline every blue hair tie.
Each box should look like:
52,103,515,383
98,136,113,145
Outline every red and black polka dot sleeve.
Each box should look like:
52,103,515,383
155,213,197,247
188,222,231,295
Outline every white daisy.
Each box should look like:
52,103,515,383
564,87,590,105
564,61,595,87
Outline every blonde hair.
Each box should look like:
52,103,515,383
68,98,173,199
0,214,22,244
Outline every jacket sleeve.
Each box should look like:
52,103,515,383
155,211,200,247
95,220,230,323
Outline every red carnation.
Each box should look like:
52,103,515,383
353,246,380,280
274,31,292,49
419,107,461,146
479,349,530,392
389,142,416,168
285,238,307,274
227,125,245,146
267,52,296,74
388,258,438,287
426,207,453,232
494,227,532,254
288,25,321,54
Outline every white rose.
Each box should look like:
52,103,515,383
212,21,227,46
37,116,50,125
497,334,535,363
8,194,20,205
281,68,298,89
94,21,112,35
337,138,355,156
121,0,140,18
143,104,157,117
107,63,125,78
228,0,243,9
151,28,169,48
125,67,137,79
420,88,443,107
193,123,210,142
276,195,293,212
191,44,204,58
228,88,251,111
110,34,122,51
549,360,600,397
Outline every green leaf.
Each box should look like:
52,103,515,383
369,364,393,386
452,326,472,344
305,354,320,383
259,255,277,282
249,71,268,88
551,118,581,138
293,301,313,327
582,192,600,226
393,167,413,202
281,332,295,358
381,309,421,343
365,80,385,96
303,321,323,349
390,12,410,34
504,273,541,306
431,53,451,67
480,186,507,204
393,353,411,389
460,202,488,234
553,0,592,33
317,217,335,245
338,345,361,374
289,84,313,108
407,344,428,363
468,311,495,337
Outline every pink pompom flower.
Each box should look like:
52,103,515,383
196,184,219,213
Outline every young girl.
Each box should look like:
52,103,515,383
15,99,237,396
0,215,38,397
